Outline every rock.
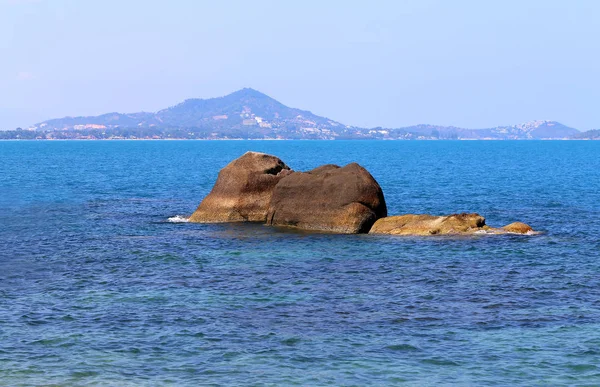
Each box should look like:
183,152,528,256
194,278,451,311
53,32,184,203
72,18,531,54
502,222,533,234
188,152,535,237
266,163,387,233
370,214,537,236
369,213,486,235
189,151,292,223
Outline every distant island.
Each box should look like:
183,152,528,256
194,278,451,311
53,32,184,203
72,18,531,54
2,88,599,140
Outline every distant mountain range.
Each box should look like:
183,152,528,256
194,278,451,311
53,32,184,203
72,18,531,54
4,88,598,140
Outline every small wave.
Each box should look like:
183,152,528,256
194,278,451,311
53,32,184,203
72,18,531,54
505,230,542,236
167,215,190,223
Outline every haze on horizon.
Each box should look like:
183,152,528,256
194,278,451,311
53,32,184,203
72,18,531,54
1,0,599,131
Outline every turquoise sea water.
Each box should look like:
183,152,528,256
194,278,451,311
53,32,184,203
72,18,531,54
1,140,599,386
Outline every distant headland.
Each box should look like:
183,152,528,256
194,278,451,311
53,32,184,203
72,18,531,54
2,88,599,140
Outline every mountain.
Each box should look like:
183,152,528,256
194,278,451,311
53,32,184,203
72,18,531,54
487,120,579,139
37,112,157,130
571,129,600,140
34,88,345,138
375,120,579,140
156,88,336,127
24,88,585,140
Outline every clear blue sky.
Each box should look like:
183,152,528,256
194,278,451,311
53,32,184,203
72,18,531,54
1,0,599,130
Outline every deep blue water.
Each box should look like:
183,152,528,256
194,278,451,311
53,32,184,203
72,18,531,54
1,140,599,386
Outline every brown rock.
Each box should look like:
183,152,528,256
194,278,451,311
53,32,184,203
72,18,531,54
502,222,533,234
369,213,486,235
266,163,387,233
189,151,291,223
370,214,537,236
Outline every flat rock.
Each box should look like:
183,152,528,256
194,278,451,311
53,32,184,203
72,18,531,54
189,151,292,223
266,163,387,233
369,213,485,235
370,213,535,236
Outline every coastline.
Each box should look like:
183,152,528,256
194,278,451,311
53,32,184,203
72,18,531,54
0,138,596,141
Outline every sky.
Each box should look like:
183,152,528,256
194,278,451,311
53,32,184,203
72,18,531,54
1,0,599,130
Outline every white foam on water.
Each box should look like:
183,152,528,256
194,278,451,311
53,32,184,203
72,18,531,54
504,230,541,236
167,215,190,223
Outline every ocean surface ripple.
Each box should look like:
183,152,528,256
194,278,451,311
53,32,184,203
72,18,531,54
1,140,599,385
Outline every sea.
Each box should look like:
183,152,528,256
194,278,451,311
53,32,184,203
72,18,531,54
1,140,599,386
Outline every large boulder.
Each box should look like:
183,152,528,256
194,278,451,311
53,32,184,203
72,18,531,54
265,163,387,233
189,151,292,223
370,213,535,236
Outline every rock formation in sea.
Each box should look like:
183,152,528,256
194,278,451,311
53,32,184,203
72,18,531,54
190,153,387,233
189,151,292,222
265,163,387,233
369,213,535,235
190,152,534,236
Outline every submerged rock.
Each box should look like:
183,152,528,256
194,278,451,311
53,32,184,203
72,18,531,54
189,151,291,223
369,213,535,236
266,163,387,233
